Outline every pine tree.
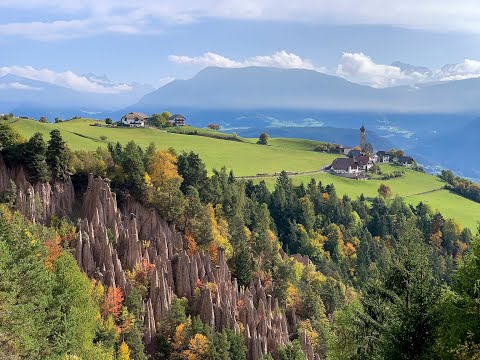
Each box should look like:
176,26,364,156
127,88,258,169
23,132,51,183
47,129,70,180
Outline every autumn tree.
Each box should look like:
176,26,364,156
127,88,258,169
39,116,48,123
149,150,182,188
377,184,392,199
182,333,210,359
118,341,131,360
102,286,124,320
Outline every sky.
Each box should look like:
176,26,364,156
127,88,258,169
2,0,480,93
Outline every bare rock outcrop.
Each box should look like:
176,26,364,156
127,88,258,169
0,156,74,223
2,168,317,360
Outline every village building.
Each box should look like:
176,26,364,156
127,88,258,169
121,112,148,127
330,158,359,174
169,114,186,126
376,151,390,163
354,155,373,171
397,155,414,167
348,149,362,158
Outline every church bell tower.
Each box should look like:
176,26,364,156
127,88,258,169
360,125,366,150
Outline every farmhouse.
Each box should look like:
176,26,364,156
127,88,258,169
376,151,390,163
331,158,359,174
354,155,373,171
398,156,414,167
169,114,186,126
121,112,148,127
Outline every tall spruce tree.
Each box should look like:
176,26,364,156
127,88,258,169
47,129,70,180
23,132,51,183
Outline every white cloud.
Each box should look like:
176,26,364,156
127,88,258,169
336,53,480,87
3,0,480,40
0,82,42,90
438,59,480,81
0,66,133,93
169,51,320,71
169,53,242,68
336,52,428,87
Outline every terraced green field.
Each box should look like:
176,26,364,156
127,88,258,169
8,118,480,229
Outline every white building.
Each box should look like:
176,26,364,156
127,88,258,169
330,158,360,174
121,112,148,127
376,151,390,163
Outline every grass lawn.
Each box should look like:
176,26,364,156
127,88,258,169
9,118,480,229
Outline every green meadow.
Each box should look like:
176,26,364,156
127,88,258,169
9,118,339,177
9,118,480,230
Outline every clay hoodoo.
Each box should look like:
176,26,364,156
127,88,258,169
1,165,319,359
0,156,74,223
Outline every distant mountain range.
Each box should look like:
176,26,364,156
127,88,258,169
134,66,480,113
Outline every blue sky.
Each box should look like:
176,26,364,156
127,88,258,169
2,0,480,93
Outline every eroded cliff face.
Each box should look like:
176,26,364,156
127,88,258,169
1,163,319,359
75,175,295,359
0,157,74,223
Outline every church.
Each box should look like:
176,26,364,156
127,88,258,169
359,125,373,155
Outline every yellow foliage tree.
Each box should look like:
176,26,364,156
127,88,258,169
173,322,187,353
149,150,182,188
117,341,131,360
207,204,233,261
182,333,210,360
286,283,301,312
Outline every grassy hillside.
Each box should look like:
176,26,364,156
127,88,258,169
8,118,480,229
9,118,339,177
258,165,480,230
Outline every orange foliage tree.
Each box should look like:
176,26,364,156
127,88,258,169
44,235,61,270
185,233,198,256
101,286,124,320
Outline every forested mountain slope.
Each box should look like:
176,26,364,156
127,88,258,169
1,122,480,359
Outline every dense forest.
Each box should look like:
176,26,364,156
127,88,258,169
1,122,480,359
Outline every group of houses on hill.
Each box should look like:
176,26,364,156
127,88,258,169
120,112,186,128
329,126,415,177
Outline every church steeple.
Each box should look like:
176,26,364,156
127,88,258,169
360,125,366,149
